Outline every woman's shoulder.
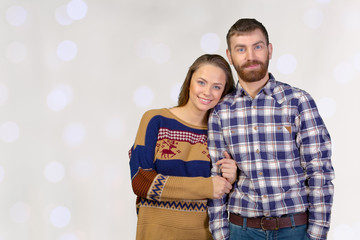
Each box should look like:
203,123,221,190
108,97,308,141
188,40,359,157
141,108,170,119
138,108,172,126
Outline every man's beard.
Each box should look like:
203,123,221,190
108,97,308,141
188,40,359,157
233,58,269,83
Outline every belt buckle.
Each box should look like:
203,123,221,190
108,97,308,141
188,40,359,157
260,217,279,230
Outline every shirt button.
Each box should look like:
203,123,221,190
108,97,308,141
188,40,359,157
259,172,263,176
254,126,257,131
277,126,282,130
253,106,256,109
256,149,260,154
264,212,270,217
263,195,268,199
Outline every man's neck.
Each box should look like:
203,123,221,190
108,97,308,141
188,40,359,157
238,74,270,99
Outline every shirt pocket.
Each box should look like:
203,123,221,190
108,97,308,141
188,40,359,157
259,123,294,161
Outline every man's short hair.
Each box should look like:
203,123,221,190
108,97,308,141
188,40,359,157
226,18,269,51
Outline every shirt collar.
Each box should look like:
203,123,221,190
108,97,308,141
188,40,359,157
235,73,276,97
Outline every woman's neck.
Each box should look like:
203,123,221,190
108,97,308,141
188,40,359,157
169,106,208,127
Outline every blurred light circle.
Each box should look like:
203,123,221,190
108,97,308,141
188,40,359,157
333,224,355,240
6,42,27,63
0,165,4,183
66,0,88,20
10,202,30,223
63,123,86,147
276,54,297,75
57,40,78,61
200,32,221,53
44,161,65,183
47,85,73,111
0,84,9,105
105,118,125,139
150,43,171,64
317,97,337,119
50,206,71,228
133,86,154,107
55,5,73,26
303,8,324,29
0,121,20,143
354,222,360,236
170,82,182,103
59,233,78,240
333,62,354,85
47,89,69,111
6,5,27,26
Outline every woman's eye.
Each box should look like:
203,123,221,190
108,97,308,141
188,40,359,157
213,86,221,90
198,81,205,85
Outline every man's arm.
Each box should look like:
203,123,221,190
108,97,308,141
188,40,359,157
297,92,335,240
207,109,231,240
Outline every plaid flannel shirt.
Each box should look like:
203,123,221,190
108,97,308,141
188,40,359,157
207,74,334,240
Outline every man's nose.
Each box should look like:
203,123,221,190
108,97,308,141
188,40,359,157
245,49,255,60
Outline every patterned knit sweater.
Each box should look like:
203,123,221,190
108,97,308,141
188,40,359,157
129,108,214,240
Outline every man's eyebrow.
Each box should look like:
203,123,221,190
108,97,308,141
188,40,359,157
233,40,266,49
252,40,266,46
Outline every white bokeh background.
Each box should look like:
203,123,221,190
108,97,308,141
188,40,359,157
0,0,358,239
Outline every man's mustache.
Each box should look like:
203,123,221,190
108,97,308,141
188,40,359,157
241,60,263,68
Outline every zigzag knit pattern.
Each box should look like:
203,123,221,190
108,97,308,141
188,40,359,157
148,174,168,201
140,198,208,212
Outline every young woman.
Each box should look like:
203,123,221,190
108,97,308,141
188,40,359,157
129,54,237,240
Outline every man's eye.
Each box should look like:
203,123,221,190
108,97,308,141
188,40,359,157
255,45,262,50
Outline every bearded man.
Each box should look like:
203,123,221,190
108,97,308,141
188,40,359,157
207,18,334,240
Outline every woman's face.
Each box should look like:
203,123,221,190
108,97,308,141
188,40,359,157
186,64,226,114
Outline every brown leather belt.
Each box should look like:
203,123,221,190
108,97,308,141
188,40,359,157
229,212,308,231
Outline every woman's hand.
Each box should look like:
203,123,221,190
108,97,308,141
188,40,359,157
216,152,237,184
212,176,232,199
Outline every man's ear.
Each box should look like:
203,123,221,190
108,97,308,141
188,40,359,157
268,43,273,60
226,49,233,65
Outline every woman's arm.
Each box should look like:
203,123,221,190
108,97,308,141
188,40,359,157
129,110,231,201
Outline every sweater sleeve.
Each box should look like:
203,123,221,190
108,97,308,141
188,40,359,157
129,110,213,201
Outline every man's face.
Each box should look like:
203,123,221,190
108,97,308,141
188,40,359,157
226,29,272,83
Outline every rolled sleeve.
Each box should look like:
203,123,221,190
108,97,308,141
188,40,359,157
207,109,230,240
297,93,335,240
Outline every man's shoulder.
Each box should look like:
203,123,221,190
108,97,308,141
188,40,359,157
272,80,310,101
214,91,236,109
